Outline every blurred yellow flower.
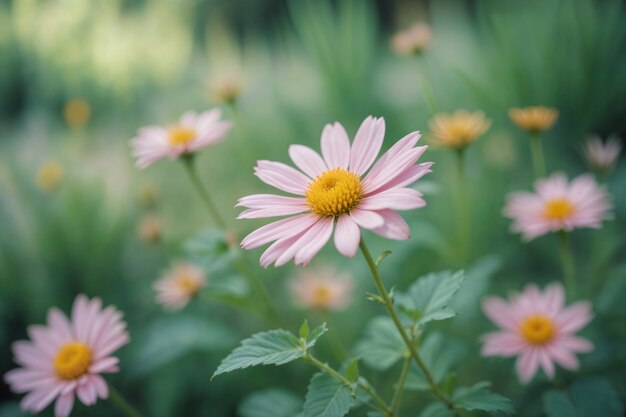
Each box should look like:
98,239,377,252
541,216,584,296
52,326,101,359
508,106,558,133
154,263,207,310
391,22,432,56
288,267,354,311
63,98,91,128
210,74,242,104
36,161,64,193
429,110,491,150
137,214,162,243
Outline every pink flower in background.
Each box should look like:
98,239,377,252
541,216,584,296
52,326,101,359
503,172,612,240
237,116,432,267
481,283,593,384
4,295,129,417
130,109,232,169
154,263,207,310
289,267,354,311
583,135,622,173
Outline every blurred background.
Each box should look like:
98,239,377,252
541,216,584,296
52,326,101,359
1,0,625,416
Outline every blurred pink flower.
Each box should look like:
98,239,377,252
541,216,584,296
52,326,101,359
130,109,232,169
481,283,593,384
153,263,207,310
237,116,432,267
4,295,129,417
503,172,612,240
583,135,622,173
289,267,354,311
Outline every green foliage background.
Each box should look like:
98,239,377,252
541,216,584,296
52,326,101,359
1,0,625,416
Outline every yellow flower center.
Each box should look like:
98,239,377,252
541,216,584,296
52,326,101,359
168,126,196,147
544,198,575,221
54,342,92,380
305,168,363,217
176,274,202,296
520,315,555,344
312,286,333,308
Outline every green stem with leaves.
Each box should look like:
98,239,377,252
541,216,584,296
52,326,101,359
558,231,577,298
303,353,391,416
108,384,144,417
359,239,461,416
181,154,278,323
529,132,546,178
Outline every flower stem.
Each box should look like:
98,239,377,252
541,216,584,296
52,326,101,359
416,56,439,115
558,231,577,298
304,353,391,416
232,256,279,325
529,132,546,178
108,384,144,417
390,356,411,416
181,155,227,230
455,149,470,264
358,239,461,416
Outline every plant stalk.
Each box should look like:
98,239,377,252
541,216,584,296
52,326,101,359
108,384,144,417
529,132,546,178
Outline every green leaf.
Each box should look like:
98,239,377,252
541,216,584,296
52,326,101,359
212,329,303,378
569,377,623,417
184,229,238,273
354,317,407,371
450,256,501,321
543,390,579,417
130,316,237,376
396,270,465,326
239,389,303,417
300,320,310,340
307,323,328,348
453,382,514,414
303,372,355,417
345,359,359,383
405,333,465,391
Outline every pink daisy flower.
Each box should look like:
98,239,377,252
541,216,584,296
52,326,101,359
583,134,622,173
130,109,233,169
503,172,612,240
4,295,130,417
288,266,354,311
481,283,593,384
237,116,432,267
153,263,207,310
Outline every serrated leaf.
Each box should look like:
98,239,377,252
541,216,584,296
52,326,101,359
345,359,359,383
354,317,407,371
307,323,328,348
396,270,464,326
303,372,355,417
405,333,465,391
418,403,453,417
453,382,514,414
239,388,303,417
130,316,237,376
212,329,303,378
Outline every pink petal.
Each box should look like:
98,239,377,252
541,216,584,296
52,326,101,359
237,194,308,209
237,206,309,219
275,217,333,266
364,131,421,183
541,283,565,316
12,341,54,370
89,357,119,374
364,145,427,193
360,188,425,211
241,214,318,250
349,208,384,229
294,217,335,265
546,344,579,370
321,122,350,169
76,381,97,406
47,308,74,342
482,297,518,331
349,116,385,175
481,332,526,356
553,335,593,353
288,145,327,179
372,162,432,194
254,160,310,195
95,334,129,360
21,383,63,413
54,393,75,417
370,209,410,240
90,375,108,399
538,348,556,379
334,215,360,257
260,234,302,268
555,302,593,333
516,348,539,384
